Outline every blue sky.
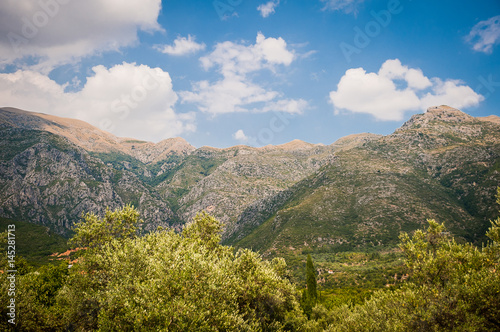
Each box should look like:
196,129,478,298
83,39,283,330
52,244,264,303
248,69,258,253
0,0,499,148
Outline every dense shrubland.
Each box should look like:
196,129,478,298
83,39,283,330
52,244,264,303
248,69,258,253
1,207,307,331
1,189,500,331
323,189,500,331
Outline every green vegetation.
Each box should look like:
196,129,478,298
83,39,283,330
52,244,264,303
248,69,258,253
122,140,147,144
70,205,140,249
306,254,318,303
0,217,68,266
0,207,307,331
234,146,482,257
300,254,318,318
0,128,76,161
325,216,500,331
2,191,500,330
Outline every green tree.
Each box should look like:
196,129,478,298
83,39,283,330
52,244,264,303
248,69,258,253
327,193,500,332
306,254,318,303
57,208,307,331
300,288,313,318
69,204,140,249
0,261,69,331
301,254,318,318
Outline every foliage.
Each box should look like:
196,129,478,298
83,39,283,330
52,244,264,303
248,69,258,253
306,254,318,303
0,217,68,266
1,207,307,331
301,254,318,318
182,211,223,249
326,201,500,331
69,204,140,249
0,261,69,331
2,188,500,331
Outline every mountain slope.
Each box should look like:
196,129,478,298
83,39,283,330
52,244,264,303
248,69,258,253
0,105,498,251
0,107,339,235
0,107,195,163
0,126,174,234
231,106,500,255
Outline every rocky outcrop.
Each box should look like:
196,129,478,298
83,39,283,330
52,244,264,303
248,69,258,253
0,105,499,251
0,127,173,235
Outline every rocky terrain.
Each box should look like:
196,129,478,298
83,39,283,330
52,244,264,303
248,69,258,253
0,106,499,254
233,106,500,255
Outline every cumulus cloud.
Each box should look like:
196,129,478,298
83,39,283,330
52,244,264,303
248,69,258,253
0,62,196,141
0,0,162,71
156,35,206,56
199,32,294,77
329,59,483,121
321,0,365,14
181,32,308,115
181,77,279,114
466,15,500,54
257,1,280,18
256,99,309,114
233,129,249,143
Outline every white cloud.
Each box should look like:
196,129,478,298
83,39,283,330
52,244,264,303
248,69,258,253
200,32,294,77
181,32,308,115
419,79,483,110
466,15,500,54
0,62,196,141
181,77,279,114
233,129,249,143
321,0,365,14
378,59,432,90
156,35,205,56
257,1,280,18
256,99,309,114
0,0,162,71
329,59,484,121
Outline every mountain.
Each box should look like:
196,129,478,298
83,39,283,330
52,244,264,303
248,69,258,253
231,106,500,255
0,107,336,234
0,108,176,233
0,106,499,255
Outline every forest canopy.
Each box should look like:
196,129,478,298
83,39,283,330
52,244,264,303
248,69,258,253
1,190,500,331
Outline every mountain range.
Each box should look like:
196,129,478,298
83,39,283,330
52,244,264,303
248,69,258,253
0,105,499,255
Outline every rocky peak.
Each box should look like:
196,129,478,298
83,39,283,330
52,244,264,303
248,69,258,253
122,137,196,163
331,133,382,151
0,107,196,164
272,139,316,150
398,105,476,132
424,105,475,122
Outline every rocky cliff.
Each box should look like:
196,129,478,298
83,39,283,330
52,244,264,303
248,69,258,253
0,106,499,252
232,106,500,255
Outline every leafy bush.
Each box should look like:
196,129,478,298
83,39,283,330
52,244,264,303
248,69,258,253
1,208,306,331
326,190,500,331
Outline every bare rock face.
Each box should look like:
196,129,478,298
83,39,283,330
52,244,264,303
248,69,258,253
0,105,499,252
175,143,336,238
0,121,174,235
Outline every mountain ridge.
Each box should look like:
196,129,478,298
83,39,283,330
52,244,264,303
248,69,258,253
0,105,499,255
0,107,331,155
0,107,195,163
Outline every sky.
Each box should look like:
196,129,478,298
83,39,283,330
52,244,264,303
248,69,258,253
0,0,499,148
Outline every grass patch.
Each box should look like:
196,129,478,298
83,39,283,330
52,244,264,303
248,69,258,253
0,217,69,267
